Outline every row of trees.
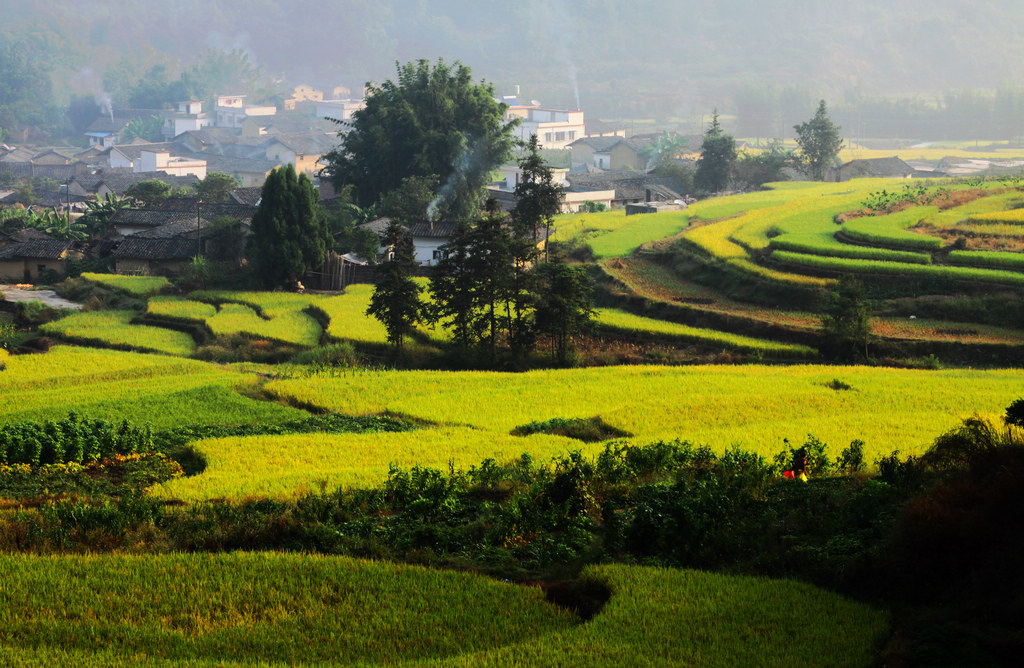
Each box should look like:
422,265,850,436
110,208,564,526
695,101,843,193
366,137,592,366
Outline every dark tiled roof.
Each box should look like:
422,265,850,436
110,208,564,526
73,170,200,195
85,110,163,134
5,228,50,242
157,198,256,220
839,157,914,176
0,239,71,260
355,217,391,236
110,210,196,229
569,136,625,152
113,237,198,260
110,142,183,161
568,172,684,201
230,187,262,205
0,162,86,180
407,221,460,238
264,133,337,155
202,153,279,176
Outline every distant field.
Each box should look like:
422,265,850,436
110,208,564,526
0,555,886,667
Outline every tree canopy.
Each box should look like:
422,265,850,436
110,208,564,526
794,100,844,181
322,59,518,222
249,164,328,289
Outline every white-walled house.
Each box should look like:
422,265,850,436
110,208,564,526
162,100,213,140
407,221,458,266
136,149,207,179
215,95,277,128
505,105,585,150
314,99,366,122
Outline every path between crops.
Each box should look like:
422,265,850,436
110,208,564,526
0,284,82,310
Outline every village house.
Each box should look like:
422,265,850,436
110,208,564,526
506,104,586,150
567,171,686,209
0,239,80,282
112,237,198,275
488,164,615,213
161,100,214,140
836,157,916,181
260,133,342,177
215,95,276,129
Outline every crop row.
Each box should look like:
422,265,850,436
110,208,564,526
0,412,152,466
840,206,944,251
947,248,1024,270
771,249,1024,287
0,555,885,667
594,308,816,358
769,231,932,264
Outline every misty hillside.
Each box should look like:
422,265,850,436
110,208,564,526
4,0,1024,120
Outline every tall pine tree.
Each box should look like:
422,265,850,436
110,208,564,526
694,111,737,194
367,221,423,349
249,164,328,289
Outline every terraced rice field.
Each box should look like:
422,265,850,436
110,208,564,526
41,310,197,356
80,272,171,296
0,346,306,428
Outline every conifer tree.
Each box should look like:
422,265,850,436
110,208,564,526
249,164,328,288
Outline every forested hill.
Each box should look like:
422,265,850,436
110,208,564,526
3,0,1024,119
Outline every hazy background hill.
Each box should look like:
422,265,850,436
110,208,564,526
4,0,1024,131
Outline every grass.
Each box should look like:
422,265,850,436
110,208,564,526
0,556,887,667
80,272,170,296
40,310,197,356
594,307,816,358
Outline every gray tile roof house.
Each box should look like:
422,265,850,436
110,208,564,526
112,237,199,274
0,239,73,260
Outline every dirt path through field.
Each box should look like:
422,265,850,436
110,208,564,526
0,284,82,310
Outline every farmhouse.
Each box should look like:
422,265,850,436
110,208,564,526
0,239,79,282
112,237,198,275
837,157,915,181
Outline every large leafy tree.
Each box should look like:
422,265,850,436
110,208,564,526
124,180,172,210
694,111,737,194
196,172,241,203
249,164,328,289
794,100,844,181
322,59,518,222
367,220,423,349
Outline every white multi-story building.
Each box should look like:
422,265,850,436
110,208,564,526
215,95,277,128
505,105,585,150
162,101,213,140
